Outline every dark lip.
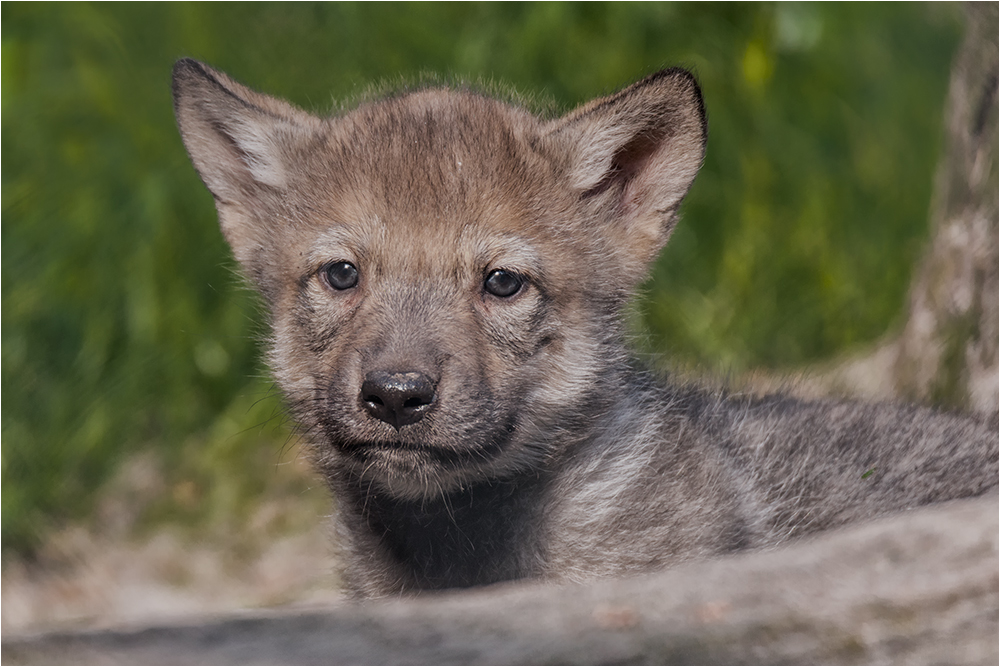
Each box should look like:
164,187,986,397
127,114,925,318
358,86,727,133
340,439,430,453
338,436,507,468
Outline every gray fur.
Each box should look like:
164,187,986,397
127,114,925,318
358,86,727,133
172,59,999,598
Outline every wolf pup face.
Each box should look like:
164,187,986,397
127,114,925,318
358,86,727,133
173,60,706,501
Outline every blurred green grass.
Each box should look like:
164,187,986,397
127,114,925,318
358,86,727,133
1,3,961,556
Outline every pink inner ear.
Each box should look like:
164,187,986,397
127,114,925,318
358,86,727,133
581,129,669,215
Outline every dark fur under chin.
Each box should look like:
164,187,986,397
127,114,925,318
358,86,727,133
332,466,551,592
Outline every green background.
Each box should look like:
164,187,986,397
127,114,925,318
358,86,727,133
2,2,961,555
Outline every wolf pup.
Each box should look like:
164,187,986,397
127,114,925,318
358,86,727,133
173,59,998,597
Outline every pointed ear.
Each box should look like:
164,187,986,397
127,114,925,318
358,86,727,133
172,59,321,260
544,68,707,274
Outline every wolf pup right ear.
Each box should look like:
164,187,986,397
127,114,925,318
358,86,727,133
172,58,322,266
543,69,707,282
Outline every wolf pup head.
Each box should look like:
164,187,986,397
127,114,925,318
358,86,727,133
173,60,706,501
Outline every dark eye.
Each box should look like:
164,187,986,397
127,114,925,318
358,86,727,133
322,261,359,290
484,269,523,298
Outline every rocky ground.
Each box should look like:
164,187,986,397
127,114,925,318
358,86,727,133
3,494,996,665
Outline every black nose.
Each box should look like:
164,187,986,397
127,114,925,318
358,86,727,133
360,371,437,430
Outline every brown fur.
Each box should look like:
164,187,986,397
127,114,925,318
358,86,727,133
173,59,998,597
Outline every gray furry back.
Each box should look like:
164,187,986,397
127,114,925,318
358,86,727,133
543,375,998,584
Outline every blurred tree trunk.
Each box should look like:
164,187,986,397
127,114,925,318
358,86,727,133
893,3,998,413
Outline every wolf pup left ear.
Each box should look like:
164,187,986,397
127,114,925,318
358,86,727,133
543,69,707,277
172,58,322,265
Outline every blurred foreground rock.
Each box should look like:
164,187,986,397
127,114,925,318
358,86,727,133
3,493,996,665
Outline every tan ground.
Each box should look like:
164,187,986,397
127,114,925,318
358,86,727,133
2,453,341,635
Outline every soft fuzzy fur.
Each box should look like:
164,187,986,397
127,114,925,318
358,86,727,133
173,59,998,597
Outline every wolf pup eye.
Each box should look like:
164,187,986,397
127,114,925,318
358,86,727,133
321,261,359,290
484,269,523,298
